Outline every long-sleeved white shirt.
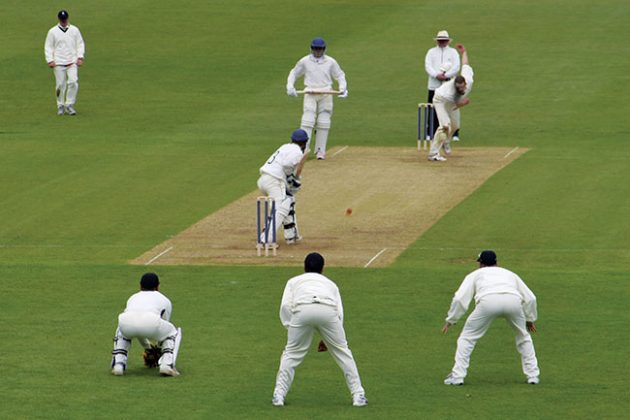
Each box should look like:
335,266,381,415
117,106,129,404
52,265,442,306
44,24,85,65
434,64,474,104
445,266,537,324
287,54,347,91
260,143,304,181
279,272,344,328
425,46,461,90
124,291,173,321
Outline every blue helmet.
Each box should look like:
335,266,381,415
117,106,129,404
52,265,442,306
291,129,309,143
310,38,326,49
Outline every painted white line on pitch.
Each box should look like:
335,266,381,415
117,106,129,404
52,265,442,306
503,147,519,159
146,246,173,265
364,248,387,268
332,146,349,157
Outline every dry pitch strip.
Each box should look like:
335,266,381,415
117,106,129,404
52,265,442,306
132,146,526,268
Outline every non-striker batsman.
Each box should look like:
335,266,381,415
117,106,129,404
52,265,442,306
287,38,348,160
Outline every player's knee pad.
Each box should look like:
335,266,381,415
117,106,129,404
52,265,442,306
112,330,132,366
301,112,316,129
316,110,332,130
283,201,300,242
158,335,176,366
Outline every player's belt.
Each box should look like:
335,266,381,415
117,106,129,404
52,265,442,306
296,296,336,307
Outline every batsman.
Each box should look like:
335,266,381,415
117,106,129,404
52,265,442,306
286,38,348,160
257,129,309,245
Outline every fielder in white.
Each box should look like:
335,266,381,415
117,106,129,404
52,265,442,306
272,253,367,407
44,10,85,116
287,38,348,160
111,273,181,377
428,43,473,161
442,250,540,385
258,129,309,245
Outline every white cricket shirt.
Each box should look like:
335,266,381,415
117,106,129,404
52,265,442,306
424,46,461,90
445,266,537,324
44,24,85,65
434,64,474,103
259,143,304,181
125,291,173,321
279,272,344,328
287,54,347,91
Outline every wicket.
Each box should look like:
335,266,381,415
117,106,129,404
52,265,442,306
256,196,277,256
417,103,435,151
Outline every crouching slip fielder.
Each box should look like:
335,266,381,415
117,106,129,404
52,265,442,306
257,129,309,244
272,253,367,407
442,251,540,385
287,38,347,160
428,44,473,161
111,273,181,377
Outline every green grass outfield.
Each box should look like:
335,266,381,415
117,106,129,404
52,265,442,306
1,0,629,418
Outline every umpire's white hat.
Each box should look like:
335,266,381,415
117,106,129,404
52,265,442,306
434,30,451,41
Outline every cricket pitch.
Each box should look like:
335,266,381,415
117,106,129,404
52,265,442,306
131,146,526,268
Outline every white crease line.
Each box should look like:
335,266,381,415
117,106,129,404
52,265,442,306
332,146,349,157
145,246,173,265
364,248,387,268
503,147,519,159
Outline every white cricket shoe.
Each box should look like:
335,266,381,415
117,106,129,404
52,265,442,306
285,235,303,245
159,365,180,377
444,142,452,155
66,105,77,116
111,363,125,376
428,154,447,162
527,376,539,385
444,373,464,385
57,106,65,116
453,135,460,142
272,394,285,406
352,393,368,407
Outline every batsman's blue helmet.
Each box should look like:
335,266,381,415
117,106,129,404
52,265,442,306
291,129,309,143
311,38,326,49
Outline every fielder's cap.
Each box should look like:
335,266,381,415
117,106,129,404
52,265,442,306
477,250,497,266
58,10,69,20
305,252,325,273
439,62,452,72
434,30,451,41
311,37,326,49
140,272,160,289
290,128,309,143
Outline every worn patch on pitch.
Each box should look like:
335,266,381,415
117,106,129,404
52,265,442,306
131,146,526,268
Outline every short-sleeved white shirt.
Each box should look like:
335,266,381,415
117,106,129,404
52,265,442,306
259,143,304,180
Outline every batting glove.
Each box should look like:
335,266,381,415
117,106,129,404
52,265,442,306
287,86,298,97
338,89,348,99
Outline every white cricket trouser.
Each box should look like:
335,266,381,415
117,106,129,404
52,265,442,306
257,174,294,231
53,64,79,106
273,303,365,398
429,97,460,156
112,311,178,368
301,94,334,156
451,294,540,379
